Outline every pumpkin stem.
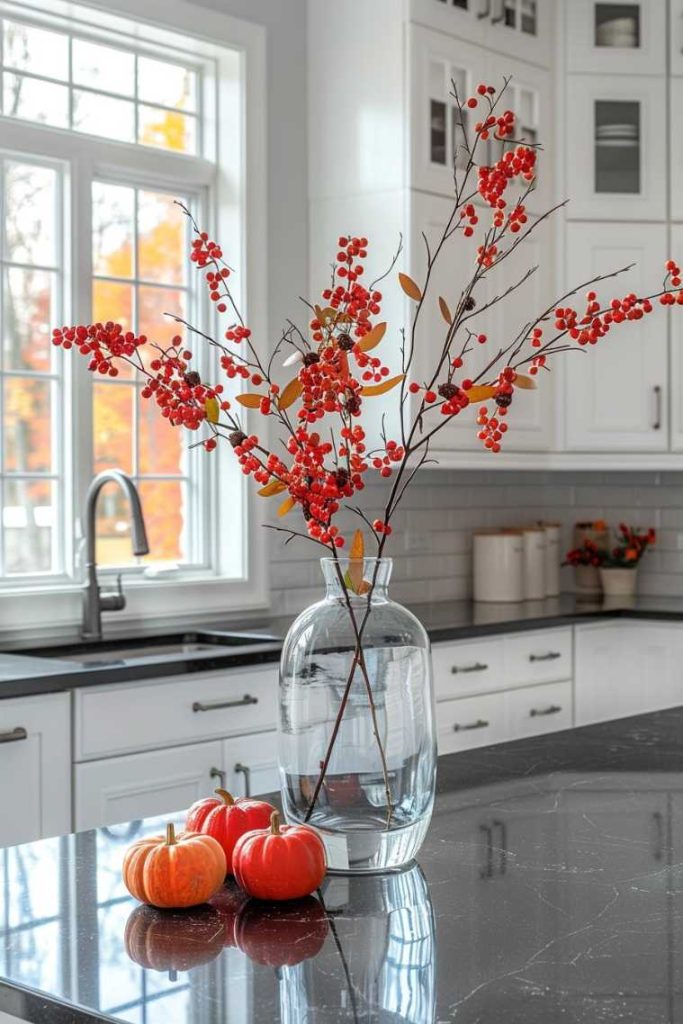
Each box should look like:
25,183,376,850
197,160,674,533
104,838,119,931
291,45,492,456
214,789,235,806
270,810,281,835
166,823,177,846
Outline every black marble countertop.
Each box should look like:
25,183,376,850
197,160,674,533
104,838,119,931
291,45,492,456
5,707,683,1021
3,593,683,699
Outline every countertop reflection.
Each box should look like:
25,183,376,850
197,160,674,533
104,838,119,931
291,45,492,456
6,707,683,1021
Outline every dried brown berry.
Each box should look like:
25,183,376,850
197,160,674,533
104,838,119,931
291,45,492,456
228,430,248,448
303,351,320,366
438,382,460,400
183,371,201,387
337,332,354,351
463,296,476,311
494,391,512,408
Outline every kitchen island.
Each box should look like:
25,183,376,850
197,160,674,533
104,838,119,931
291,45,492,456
3,707,683,1022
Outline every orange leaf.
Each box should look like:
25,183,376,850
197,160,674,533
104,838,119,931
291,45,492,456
514,373,537,390
350,529,364,561
357,322,387,353
360,374,404,397
464,385,497,402
278,376,302,411
257,480,287,497
438,296,452,326
277,495,295,517
236,393,264,408
399,272,422,302
204,396,220,423
346,528,365,595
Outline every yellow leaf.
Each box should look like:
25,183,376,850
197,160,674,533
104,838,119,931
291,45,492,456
347,528,365,595
257,480,287,497
438,296,452,326
399,272,422,302
360,374,404,397
277,495,295,517
278,376,302,411
204,396,220,423
357,322,387,353
350,529,364,561
464,385,497,402
236,393,264,408
514,373,537,390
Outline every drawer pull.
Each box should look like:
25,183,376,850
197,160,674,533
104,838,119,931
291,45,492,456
451,662,488,674
0,727,27,745
453,718,489,732
210,767,226,788
529,652,561,662
192,694,258,713
235,762,252,798
529,704,561,718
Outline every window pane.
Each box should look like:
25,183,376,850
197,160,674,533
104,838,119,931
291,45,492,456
138,192,186,284
94,479,138,567
73,90,134,143
93,382,134,475
4,162,57,266
139,397,184,475
72,38,134,96
3,267,55,372
3,20,68,80
137,56,196,111
138,287,186,353
92,281,134,379
92,183,134,279
4,479,54,574
138,106,197,153
139,479,187,562
4,378,52,472
2,71,68,128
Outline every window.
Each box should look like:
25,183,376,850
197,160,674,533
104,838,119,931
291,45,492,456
0,0,267,628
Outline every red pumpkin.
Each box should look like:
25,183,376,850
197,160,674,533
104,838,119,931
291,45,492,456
122,823,226,908
234,895,329,966
208,879,250,947
124,903,225,979
186,788,275,874
232,810,326,901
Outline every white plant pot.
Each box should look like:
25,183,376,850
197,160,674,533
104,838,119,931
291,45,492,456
599,567,638,597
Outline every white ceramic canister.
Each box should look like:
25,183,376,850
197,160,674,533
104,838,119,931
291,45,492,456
473,530,524,603
540,522,561,597
521,527,547,600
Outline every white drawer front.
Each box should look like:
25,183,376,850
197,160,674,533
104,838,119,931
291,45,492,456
436,692,505,755
504,681,573,741
504,628,573,687
432,637,504,701
75,665,279,761
223,731,279,798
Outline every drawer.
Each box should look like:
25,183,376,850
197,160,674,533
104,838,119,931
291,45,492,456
223,731,279,798
432,637,505,701
504,681,573,741
436,692,505,755
504,628,573,687
75,665,278,761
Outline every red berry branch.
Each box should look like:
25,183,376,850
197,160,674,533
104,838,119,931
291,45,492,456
54,77,683,828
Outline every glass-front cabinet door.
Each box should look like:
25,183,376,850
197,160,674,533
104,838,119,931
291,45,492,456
565,0,666,74
486,0,555,67
410,0,490,48
564,75,666,221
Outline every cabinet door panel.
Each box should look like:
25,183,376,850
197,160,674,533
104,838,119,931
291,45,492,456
74,741,223,831
0,693,70,846
670,0,683,75
566,0,666,75
564,222,668,451
671,224,683,448
223,731,279,798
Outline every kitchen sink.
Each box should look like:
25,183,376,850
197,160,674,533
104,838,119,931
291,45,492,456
25,630,281,667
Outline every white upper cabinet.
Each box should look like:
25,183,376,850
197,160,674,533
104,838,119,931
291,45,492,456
564,221,669,452
670,0,683,74
411,0,490,47
668,224,683,450
564,74,666,221
566,0,667,75
670,80,683,222
410,0,555,66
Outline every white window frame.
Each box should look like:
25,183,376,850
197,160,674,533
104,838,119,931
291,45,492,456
0,0,268,637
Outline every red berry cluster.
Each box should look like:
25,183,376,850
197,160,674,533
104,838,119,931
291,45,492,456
477,243,499,268
476,406,508,453
52,322,145,377
316,236,382,342
372,440,405,477
494,201,527,233
554,286,656,347
459,203,479,237
478,146,536,209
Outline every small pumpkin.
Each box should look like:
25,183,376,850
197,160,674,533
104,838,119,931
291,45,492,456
122,823,226,908
186,788,275,874
232,810,327,901
124,903,225,980
209,879,250,947
234,895,329,966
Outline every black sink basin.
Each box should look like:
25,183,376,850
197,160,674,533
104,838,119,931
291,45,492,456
22,630,281,667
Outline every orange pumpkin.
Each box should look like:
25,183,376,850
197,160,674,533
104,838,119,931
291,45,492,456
122,823,226,908
124,903,226,979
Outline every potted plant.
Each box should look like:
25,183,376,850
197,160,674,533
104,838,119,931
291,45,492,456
599,524,656,597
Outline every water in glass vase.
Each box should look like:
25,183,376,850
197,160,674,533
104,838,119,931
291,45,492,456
278,557,437,873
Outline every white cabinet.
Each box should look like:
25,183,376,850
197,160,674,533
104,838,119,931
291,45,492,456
0,693,70,847
74,740,224,831
410,0,555,66
670,85,683,223
564,74,666,221
670,224,683,449
223,730,279,798
564,222,669,452
566,0,666,76
671,0,683,75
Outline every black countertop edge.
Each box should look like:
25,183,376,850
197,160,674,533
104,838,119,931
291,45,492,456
4,595,683,699
0,979,119,1024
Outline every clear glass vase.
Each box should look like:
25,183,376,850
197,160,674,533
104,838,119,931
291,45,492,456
278,557,436,873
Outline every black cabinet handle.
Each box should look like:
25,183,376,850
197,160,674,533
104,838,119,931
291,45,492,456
652,810,664,862
451,662,488,674
235,762,252,798
209,766,226,788
192,694,258,713
529,705,562,718
653,385,662,431
529,651,561,662
479,824,493,878
0,727,27,744
453,718,489,732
